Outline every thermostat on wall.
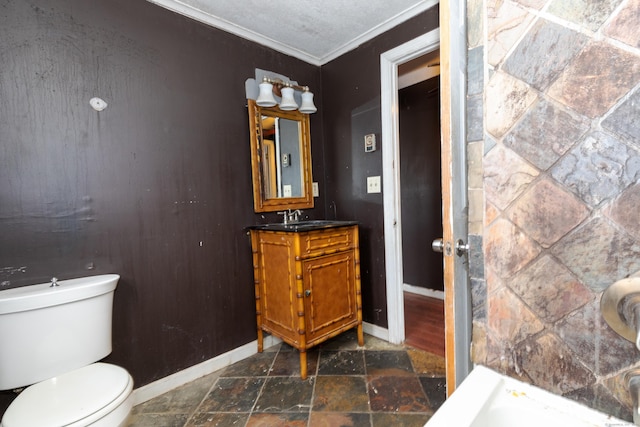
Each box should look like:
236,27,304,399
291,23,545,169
364,134,376,152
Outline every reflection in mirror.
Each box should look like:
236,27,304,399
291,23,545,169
261,116,303,199
248,100,313,213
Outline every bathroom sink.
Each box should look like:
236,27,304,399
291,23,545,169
425,365,632,427
247,220,358,232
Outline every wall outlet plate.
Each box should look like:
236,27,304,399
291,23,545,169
312,182,319,197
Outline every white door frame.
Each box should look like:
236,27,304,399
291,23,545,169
381,29,440,345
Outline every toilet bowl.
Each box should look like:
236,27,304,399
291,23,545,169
0,275,134,426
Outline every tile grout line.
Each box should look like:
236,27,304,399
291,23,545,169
362,348,375,427
181,372,223,427
244,344,282,427
306,349,319,427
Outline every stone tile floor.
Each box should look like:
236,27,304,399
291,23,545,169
127,330,447,427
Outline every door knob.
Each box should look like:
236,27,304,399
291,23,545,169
433,238,468,256
455,239,469,257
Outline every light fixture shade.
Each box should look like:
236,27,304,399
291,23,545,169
256,81,277,107
279,87,298,111
299,91,317,114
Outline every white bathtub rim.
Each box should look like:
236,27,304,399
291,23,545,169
425,365,633,427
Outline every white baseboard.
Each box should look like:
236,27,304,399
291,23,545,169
130,334,281,406
363,321,389,341
403,283,444,300
131,323,390,406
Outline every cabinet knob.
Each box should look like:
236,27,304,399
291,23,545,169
304,290,311,297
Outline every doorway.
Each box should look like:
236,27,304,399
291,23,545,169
398,60,444,356
398,55,443,299
381,28,441,346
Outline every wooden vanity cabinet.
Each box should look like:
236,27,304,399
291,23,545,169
249,224,364,379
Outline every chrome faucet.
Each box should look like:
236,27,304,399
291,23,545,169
601,277,640,350
626,369,640,425
602,277,640,425
290,209,302,223
278,209,303,224
50,277,59,287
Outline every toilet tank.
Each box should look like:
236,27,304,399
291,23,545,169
0,274,120,390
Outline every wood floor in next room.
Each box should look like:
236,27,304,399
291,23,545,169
404,292,445,357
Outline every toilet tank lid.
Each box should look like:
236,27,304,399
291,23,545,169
0,274,119,315
1,363,132,427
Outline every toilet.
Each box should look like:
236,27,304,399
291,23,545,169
0,274,133,427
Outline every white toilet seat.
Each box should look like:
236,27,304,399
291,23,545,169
1,362,133,427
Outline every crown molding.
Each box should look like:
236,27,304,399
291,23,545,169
319,0,439,64
147,0,439,66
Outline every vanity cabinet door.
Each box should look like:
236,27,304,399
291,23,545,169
302,250,358,346
253,232,300,346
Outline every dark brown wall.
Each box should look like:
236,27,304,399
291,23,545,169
0,0,322,398
321,8,440,326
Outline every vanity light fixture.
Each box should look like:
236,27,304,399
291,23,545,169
299,90,317,114
256,79,277,107
279,86,298,111
255,77,317,114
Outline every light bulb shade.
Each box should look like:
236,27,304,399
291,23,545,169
256,81,277,107
299,91,317,114
279,87,298,111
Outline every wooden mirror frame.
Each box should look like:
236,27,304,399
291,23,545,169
248,99,314,213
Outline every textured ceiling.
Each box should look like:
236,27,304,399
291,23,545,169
148,0,439,65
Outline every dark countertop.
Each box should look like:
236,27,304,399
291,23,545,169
246,220,358,232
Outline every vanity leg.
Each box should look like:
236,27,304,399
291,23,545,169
357,323,364,347
257,328,263,353
299,350,308,379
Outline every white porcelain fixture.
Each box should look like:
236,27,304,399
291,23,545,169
425,365,632,427
0,274,133,427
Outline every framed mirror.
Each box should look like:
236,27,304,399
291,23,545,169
248,99,314,213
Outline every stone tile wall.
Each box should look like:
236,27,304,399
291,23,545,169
466,0,640,420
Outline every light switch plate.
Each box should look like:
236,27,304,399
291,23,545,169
367,176,381,193
312,182,319,197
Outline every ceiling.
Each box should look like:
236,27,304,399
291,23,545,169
148,0,439,65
